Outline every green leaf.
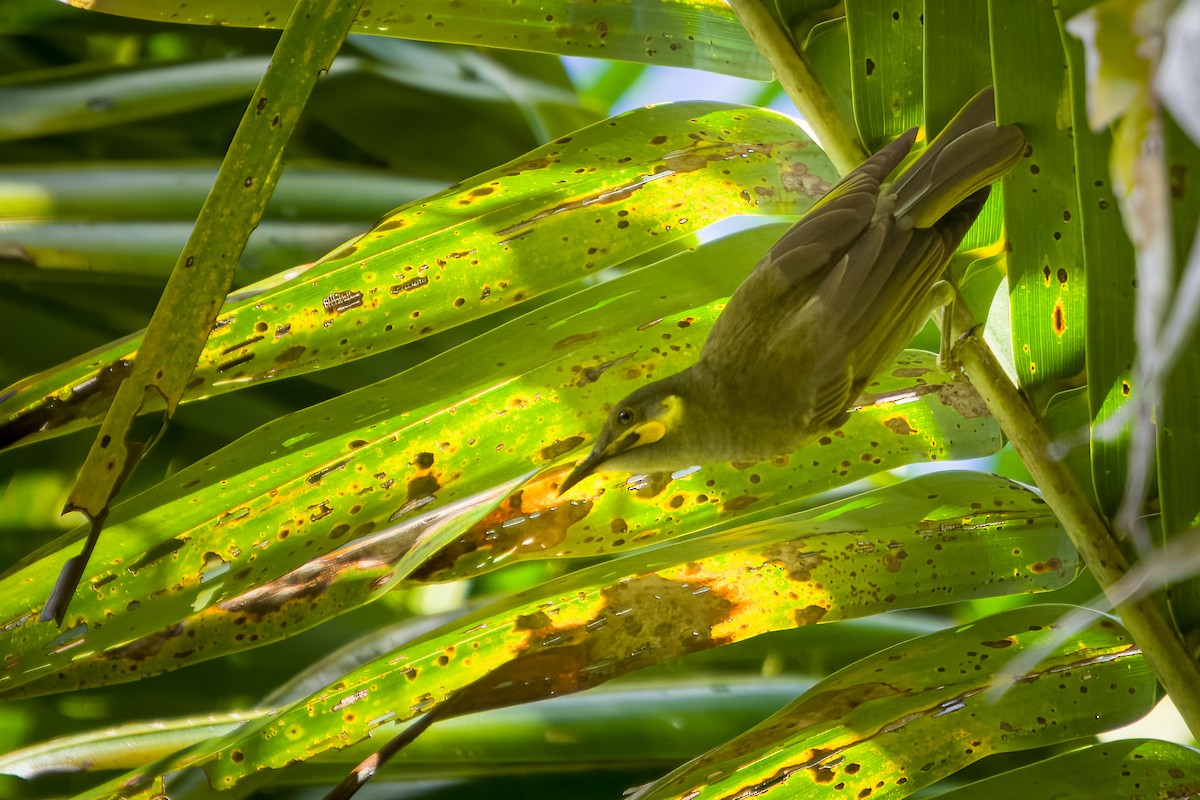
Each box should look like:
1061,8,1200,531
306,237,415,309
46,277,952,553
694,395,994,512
0,226,1003,698
0,162,444,221
0,101,836,448
632,605,1154,799
923,0,1008,255
1057,7,1136,516
0,678,808,781
65,0,772,79
939,739,1200,800
990,0,1088,408
0,219,362,280
42,0,367,630
1157,112,1200,636
70,473,1077,797
801,18,855,137
844,0,924,148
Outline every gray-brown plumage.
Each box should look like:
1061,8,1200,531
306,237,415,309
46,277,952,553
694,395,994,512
559,88,1025,494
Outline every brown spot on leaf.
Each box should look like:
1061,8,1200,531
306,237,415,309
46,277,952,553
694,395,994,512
794,604,828,626
443,574,735,715
882,550,908,572
407,473,441,501
763,543,824,581
539,436,585,462
553,332,599,350
982,637,1016,648
275,345,306,364
936,380,990,419
100,623,185,662
573,354,633,387
411,493,591,582
723,494,758,512
323,290,363,314
782,161,832,196
634,471,674,498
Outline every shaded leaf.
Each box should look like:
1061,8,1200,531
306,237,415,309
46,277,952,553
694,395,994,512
939,738,1200,800
991,0,1088,407
66,0,772,79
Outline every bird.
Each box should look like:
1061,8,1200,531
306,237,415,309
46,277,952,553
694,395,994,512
557,88,1025,496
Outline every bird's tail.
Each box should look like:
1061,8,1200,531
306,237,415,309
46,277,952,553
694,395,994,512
891,86,1025,230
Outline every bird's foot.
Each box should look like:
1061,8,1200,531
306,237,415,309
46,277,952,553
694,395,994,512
926,280,959,373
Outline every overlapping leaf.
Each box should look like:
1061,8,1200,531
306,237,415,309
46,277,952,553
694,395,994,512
0,101,836,448
940,738,1200,800
632,605,1153,800
73,472,1077,797
0,225,1003,698
0,678,810,781
1056,4,1136,515
991,0,1088,408
844,0,924,148
65,0,771,79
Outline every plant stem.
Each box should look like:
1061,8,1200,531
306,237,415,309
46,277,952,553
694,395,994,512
726,0,866,174
731,0,1200,740
954,318,1200,738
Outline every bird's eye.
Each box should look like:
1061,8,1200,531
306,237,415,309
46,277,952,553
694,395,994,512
616,409,634,425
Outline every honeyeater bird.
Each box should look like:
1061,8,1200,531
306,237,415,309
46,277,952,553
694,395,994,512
557,88,1025,496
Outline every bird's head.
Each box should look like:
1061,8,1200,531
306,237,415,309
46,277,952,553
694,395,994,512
558,377,692,496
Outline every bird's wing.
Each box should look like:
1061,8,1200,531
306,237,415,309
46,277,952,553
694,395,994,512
767,127,917,289
800,188,991,428
890,87,1024,228
696,127,919,402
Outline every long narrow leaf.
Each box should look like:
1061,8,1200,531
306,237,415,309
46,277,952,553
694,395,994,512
0,226,1002,698
633,605,1153,800
65,0,772,79
74,472,1077,797
0,102,836,448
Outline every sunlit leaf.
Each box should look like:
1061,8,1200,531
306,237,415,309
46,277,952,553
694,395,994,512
632,605,1153,800
0,226,1002,698
992,0,1088,408
73,472,1077,797
0,101,836,448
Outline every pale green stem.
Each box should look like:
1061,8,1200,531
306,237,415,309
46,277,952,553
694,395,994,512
954,315,1200,738
731,0,1200,740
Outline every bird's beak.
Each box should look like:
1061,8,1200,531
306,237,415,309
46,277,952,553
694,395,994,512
556,446,609,497
556,421,667,496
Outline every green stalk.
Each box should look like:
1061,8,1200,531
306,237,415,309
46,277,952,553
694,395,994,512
47,0,367,626
953,318,1200,737
731,0,1200,740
